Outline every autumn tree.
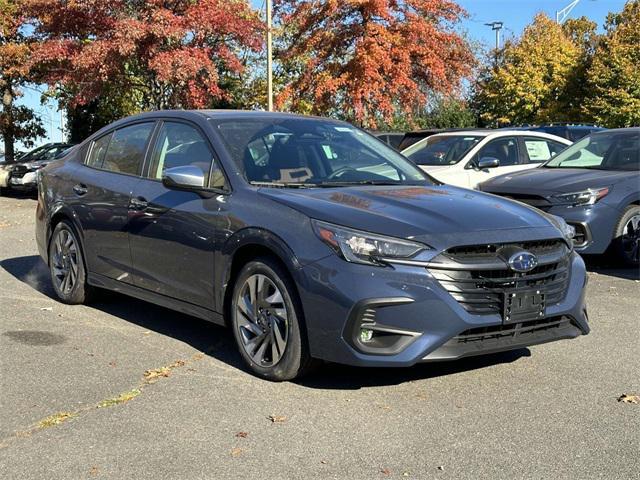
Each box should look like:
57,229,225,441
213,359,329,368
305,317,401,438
273,0,474,128
0,0,45,162
583,0,640,127
24,0,264,113
473,13,581,126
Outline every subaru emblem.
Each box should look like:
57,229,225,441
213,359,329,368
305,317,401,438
508,251,538,272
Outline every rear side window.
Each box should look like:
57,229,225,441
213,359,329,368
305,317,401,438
522,137,567,163
101,123,154,175
86,133,112,168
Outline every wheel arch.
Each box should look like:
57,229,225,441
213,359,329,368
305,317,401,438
219,228,304,328
47,204,87,268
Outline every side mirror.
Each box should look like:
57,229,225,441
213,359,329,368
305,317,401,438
162,166,205,190
478,157,500,169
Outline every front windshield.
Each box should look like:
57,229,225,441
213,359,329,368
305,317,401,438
402,135,482,166
212,117,433,187
545,131,639,170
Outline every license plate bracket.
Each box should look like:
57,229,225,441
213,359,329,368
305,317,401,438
504,290,545,323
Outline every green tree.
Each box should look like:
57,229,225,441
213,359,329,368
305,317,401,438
583,1,640,127
473,14,581,126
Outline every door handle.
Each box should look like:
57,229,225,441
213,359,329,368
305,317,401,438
129,196,148,211
73,184,88,196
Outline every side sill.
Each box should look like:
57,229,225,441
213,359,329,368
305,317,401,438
87,272,225,326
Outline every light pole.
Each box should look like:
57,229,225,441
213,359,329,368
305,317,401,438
485,21,504,51
266,0,273,112
556,0,581,23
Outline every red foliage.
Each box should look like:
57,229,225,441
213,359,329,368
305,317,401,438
24,0,264,109
275,0,475,127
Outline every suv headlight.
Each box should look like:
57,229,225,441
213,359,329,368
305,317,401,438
552,187,609,206
312,220,429,266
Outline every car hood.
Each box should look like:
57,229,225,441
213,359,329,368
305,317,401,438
480,167,633,195
259,185,563,249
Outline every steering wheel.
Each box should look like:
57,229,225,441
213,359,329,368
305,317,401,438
326,166,358,180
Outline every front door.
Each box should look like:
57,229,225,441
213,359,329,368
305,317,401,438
467,136,525,188
128,120,227,310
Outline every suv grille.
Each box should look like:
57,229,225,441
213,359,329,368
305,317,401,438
11,165,28,179
428,241,571,317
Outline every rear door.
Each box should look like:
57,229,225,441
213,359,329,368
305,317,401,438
519,136,568,164
128,120,227,309
71,122,156,282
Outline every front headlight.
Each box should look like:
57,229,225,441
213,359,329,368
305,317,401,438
312,220,429,266
552,187,609,206
545,214,576,244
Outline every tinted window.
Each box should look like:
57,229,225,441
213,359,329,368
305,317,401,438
213,118,430,186
86,133,113,168
522,137,567,163
149,122,224,188
404,135,482,166
101,123,154,175
546,131,639,171
477,137,519,166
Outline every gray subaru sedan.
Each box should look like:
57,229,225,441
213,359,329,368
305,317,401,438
35,111,589,381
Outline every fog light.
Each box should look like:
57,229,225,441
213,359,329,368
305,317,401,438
359,328,374,343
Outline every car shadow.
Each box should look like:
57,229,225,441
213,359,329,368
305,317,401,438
583,255,640,281
2,255,532,389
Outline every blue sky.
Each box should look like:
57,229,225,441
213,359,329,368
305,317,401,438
17,0,628,148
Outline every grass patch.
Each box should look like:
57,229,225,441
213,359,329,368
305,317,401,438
37,412,75,428
98,389,141,408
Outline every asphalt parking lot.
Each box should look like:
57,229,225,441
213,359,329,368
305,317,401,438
0,193,638,480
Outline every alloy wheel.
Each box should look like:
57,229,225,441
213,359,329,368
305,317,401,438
621,214,640,264
235,274,289,367
51,228,79,295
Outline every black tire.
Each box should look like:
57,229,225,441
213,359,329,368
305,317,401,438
610,205,640,268
48,220,94,304
230,257,314,381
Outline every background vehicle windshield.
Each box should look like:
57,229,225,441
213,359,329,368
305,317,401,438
403,135,482,166
545,131,639,170
212,118,431,186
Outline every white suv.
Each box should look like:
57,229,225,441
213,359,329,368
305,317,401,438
402,130,571,189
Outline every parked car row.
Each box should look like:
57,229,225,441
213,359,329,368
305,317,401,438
36,110,591,381
0,143,76,193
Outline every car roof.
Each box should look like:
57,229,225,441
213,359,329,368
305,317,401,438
428,129,571,141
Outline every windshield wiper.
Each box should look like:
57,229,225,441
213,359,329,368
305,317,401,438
249,181,312,188
310,180,406,188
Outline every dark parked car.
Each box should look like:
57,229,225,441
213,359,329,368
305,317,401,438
480,128,640,266
370,131,405,150
36,111,589,381
2,142,76,192
505,124,605,142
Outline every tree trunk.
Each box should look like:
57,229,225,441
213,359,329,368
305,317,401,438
2,81,16,164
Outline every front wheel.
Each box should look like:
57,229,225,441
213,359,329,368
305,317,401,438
231,258,313,381
49,220,94,304
611,206,640,267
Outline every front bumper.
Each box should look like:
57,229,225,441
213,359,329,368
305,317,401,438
546,203,618,254
8,170,38,190
298,251,588,367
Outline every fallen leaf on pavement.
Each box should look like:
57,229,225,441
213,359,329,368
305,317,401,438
618,394,640,404
89,466,99,476
380,467,391,475
40,307,52,311
235,431,248,438
169,360,186,368
268,415,287,423
231,447,243,457
144,367,171,382
437,466,445,471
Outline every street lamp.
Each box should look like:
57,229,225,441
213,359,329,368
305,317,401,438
266,0,273,112
484,21,504,50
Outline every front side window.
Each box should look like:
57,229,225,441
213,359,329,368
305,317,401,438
476,137,519,167
213,118,430,187
522,137,567,163
149,122,224,188
545,131,639,170
101,123,154,175
403,135,482,166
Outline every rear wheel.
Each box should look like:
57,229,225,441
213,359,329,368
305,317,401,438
49,220,93,304
231,258,313,381
611,206,640,267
